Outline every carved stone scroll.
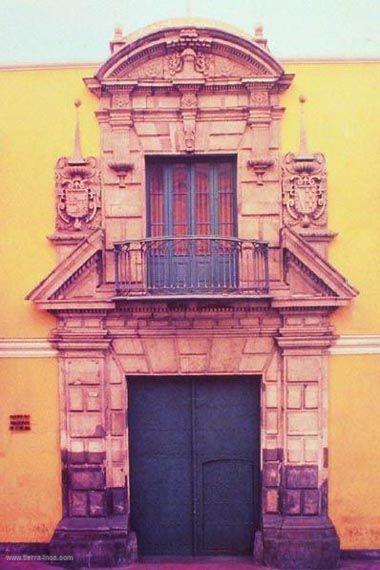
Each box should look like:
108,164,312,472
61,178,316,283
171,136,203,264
166,48,211,79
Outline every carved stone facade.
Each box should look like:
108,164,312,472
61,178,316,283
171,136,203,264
28,21,357,568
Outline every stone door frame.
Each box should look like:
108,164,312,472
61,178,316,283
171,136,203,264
44,303,341,568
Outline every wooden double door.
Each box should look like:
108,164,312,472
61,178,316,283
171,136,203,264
128,375,260,556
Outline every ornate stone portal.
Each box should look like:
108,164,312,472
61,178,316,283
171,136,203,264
28,21,357,568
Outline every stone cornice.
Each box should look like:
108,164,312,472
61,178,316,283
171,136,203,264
1,335,380,357
0,339,57,357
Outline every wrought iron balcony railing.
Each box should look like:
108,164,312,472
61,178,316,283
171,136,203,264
114,236,269,297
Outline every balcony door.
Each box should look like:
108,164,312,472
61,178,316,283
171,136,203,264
147,157,237,292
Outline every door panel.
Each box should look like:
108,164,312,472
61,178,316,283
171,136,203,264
202,460,255,554
128,378,193,555
194,376,260,554
128,375,260,557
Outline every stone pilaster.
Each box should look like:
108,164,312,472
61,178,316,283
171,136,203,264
49,314,137,567
259,311,340,569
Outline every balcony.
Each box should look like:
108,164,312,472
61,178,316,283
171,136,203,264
114,236,269,299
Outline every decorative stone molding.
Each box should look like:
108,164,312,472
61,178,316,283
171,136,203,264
112,93,131,108
284,249,336,297
0,339,57,358
330,334,380,355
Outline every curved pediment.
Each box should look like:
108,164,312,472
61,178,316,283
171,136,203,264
87,19,290,93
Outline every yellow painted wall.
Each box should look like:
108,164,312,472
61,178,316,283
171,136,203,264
281,61,380,334
0,358,60,542
0,66,98,338
329,355,380,549
0,61,379,546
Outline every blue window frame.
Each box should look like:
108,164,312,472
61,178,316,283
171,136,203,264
146,156,238,292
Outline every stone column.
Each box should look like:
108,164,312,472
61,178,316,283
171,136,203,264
49,315,137,567
261,312,340,569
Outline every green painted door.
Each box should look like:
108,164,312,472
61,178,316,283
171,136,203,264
128,375,260,556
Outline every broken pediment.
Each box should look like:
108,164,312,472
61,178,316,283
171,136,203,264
278,227,358,306
26,229,112,310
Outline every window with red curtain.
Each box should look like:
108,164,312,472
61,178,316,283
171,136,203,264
148,162,165,238
217,161,234,238
148,157,236,241
172,163,189,239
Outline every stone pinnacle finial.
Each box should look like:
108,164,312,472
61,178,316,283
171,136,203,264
299,94,309,156
253,23,269,51
113,25,123,41
254,23,264,40
110,24,126,53
70,99,85,164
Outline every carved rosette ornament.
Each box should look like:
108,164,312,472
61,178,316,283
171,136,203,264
55,100,101,232
249,88,269,108
112,93,130,108
282,152,327,228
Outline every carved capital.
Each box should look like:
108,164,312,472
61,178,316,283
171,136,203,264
55,157,101,232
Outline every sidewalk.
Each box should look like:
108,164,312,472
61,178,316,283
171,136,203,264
1,557,380,570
